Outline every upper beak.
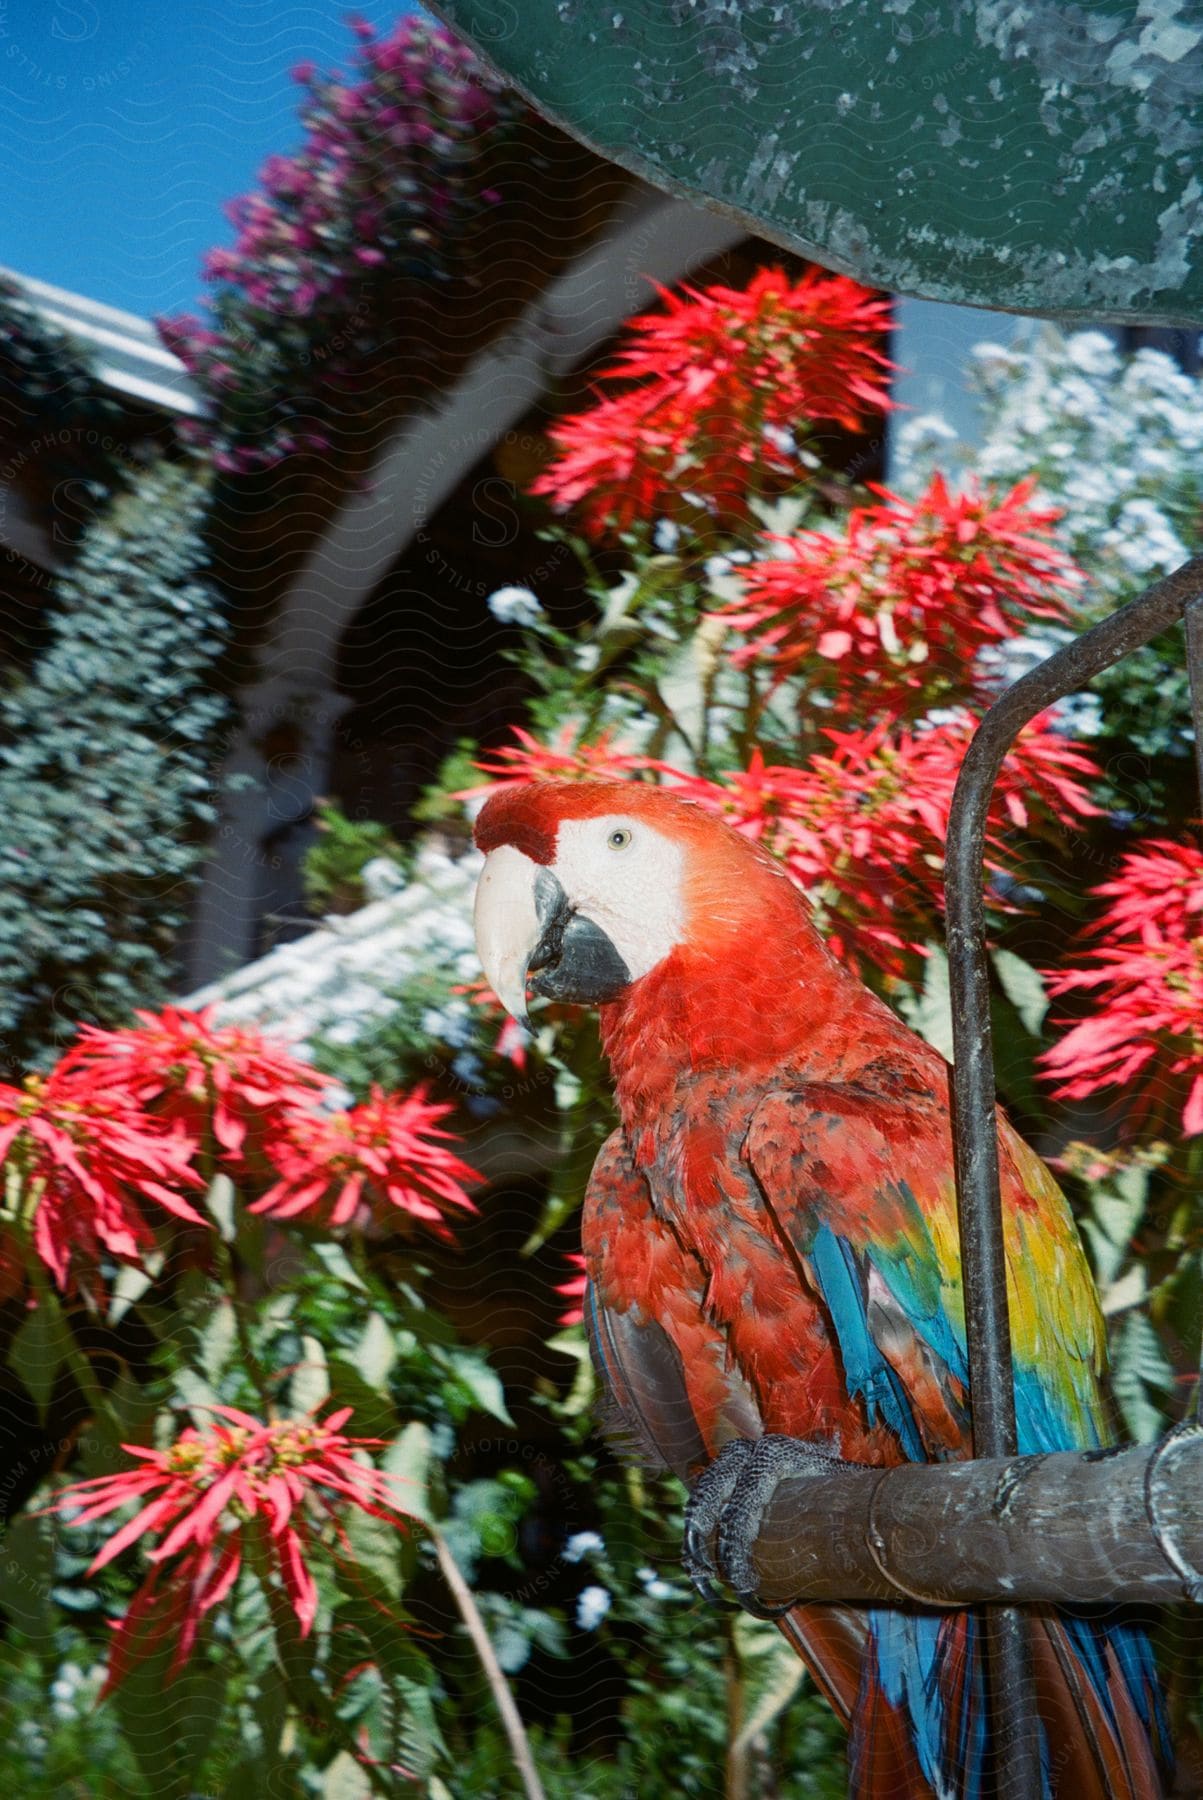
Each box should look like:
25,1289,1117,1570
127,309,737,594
474,844,542,1022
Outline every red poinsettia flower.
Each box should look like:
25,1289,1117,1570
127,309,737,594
461,724,656,799
0,1064,205,1290
722,475,1075,716
532,266,895,537
1041,839,1203,1138
249,1086,479,1237
662,714,1098,979
47,1404,416,1692
61,1005,331,1161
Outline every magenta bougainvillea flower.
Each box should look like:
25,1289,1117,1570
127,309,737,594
48,1405,416,1691
156,16,523,472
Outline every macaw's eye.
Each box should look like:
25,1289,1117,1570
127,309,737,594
607,827,633,851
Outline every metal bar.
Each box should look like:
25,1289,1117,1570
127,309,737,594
945,554,1203,1798
1186,593,1203,1429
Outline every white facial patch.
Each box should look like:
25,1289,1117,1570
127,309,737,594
553,815,687,984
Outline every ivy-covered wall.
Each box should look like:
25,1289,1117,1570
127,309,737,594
0,461,229,1072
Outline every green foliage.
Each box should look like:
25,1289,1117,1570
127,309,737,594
410,740,480,827
302,801,407,915
0,461,228,1069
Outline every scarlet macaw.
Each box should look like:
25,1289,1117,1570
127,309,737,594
473,777,1170,1797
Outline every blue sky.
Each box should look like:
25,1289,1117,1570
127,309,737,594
0,0,411,320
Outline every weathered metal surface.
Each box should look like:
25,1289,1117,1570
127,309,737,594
429,0,1203,324
704,1429,1203,1609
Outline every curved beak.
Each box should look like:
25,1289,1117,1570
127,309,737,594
474,844,541,1023
474,845,633,1021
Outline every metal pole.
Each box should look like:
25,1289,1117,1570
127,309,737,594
945,554,1203,1797
1185,593,1203,1429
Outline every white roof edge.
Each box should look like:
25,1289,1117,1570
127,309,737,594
0,264,203,417
96,361,205,417
0,265,166,340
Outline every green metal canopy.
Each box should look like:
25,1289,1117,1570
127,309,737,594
431,0,1203,323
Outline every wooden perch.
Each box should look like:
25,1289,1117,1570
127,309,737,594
705,1426,1203,1611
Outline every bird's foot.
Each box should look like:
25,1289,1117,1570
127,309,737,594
682,1435,850,1619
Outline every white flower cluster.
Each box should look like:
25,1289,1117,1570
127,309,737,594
575,1583,611,1630
893,325,1203,614
49,1659,105,1724
486,585,543,628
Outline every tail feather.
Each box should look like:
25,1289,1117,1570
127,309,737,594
833,1607,1169,1798
776,1603,868,1727
1035,1610,1169,1798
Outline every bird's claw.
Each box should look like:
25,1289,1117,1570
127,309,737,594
683,1434,849,1619
682,1440,750,1607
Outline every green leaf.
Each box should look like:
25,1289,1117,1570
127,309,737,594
650,616,725,761
326,1355,398,1441
290,1334,330,1414
321,1750,374,1800
7,1296,73,1418
384,1421,434,1525
311,1240,369,1293
205,1171,237,1242
899,948,954,1063
110,1641,229,1800
199,1300,239,1385
731,1614,805,1756
175,1365,221,1415
595,569,643,638
545,1328,595,1419
356,1310,397,1391
0,1515,54,1637
108,1261,155,1326
990,950,1049,1037
1111,1312,1174,1444
340,1505,406,1602
1081,1162,1150,1290
440,1348,513,1424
